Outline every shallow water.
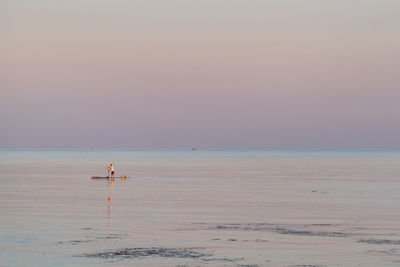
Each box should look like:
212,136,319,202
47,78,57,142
1,150,400,266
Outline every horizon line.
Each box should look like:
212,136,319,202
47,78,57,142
1,147,400,150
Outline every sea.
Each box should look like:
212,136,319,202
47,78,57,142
1,149,400,266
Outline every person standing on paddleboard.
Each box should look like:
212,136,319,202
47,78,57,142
110,164,115,179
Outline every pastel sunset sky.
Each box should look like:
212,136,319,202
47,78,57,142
1,0,399,148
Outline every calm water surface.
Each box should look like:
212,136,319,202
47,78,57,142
1,150,400,266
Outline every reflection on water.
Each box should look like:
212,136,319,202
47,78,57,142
107,178,114,219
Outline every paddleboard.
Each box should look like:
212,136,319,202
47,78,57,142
91,176,129,179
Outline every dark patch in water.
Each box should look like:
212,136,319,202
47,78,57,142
80,227,93,230
228,238,237,242
251,223,275,226
91,234,127,240
237,264,259,267
216,225,241,230
80,247,212,260
212,224,273,231
186,222,357,241
208,224,349,238
57,240,94,245
307,224,334,226
359,238,400,245
275,228,349,238
365,248,400,256
202,257,243,262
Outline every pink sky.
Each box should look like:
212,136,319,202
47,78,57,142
1,0,400,148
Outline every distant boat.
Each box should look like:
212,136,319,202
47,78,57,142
90,147,95,151
192,148,196,151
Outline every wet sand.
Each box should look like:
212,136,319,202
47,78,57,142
1,151,400,266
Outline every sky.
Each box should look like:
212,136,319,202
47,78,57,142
1,0,399,148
